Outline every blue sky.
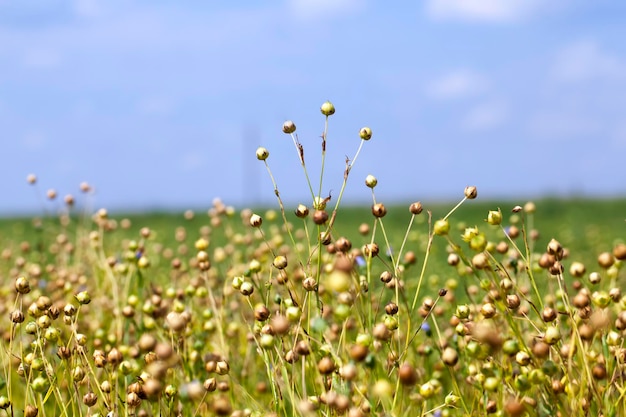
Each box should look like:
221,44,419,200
2,0,626,215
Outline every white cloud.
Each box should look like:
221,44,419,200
427,70,488,100
611,124,626,149
462,100,507,131
552,40,626,82
528,112,602,140
136,97,176,116
288,0,365,20
22,131,47,151
180,152,205,171
21,49,62,69
73,0,103,18
426,0,545,22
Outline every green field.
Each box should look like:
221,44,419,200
3,197,623,276
0,197,624,416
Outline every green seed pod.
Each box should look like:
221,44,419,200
240,282,254,296
365,174,377,188
32,376,49,393
383,315,398,331
273,255,288,269
544,326,561,345
359,127,372,140
25,322,38,335
320,101,335,116
529,368,546,384
591,291,611,308
455,304,470,319
164,385,178,399
419,381,436,398
333,304,351,320
514,374,531,392
502,339,520,356
483,376,499,392
487,209,502,225
75,291,91,305
434,219,450,236
260,334,274,349
15,276,31,294
0,396,10,410
445,393,460,407
255,147,269,161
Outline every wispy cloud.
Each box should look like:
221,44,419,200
425,0,547,22
21,49,63,69
427,70,488,100
611,124,626,149
552,40,626,82
73,0,103,18
287,0,366,20
462,100,508,131
528,111,602,140
22,131,48,151
136,97,177,116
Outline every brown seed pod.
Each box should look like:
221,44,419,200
532,341,550,358
542,307,557,322
496,241,509,254
472,253,489,270
295,340,311,356
313,210,329,225
578,323,595,341
83,392,97,407
569,261,586,277
409,201,423,215
349,344,369,362
284,349,299,364
24,405,38,417
549,261,564,275
538,253,555,269
373,323,391,341
126,392,141,408
404,251,417,265
213,396,232,416
254,305,270,321
363,243,379,257
486,400,497,414
371,203,387,218
398,363,418,386
506,225,520,239
335,237,352,253
464,186,478,199
270,314,290,335
138,334,157,352
481,302,496,319
447,253,460,266
547,239,563,258
317,356,336,375
441,347,459,366
504,400,525,417
334,255,354,273
592,363,607,380
506,294,521,310
572,291,590,308
614,243,626,260
282,120,296,134
385,302,399,315
380,271,393,283
597,252,615,269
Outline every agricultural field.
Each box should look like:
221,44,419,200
0,108,625,417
